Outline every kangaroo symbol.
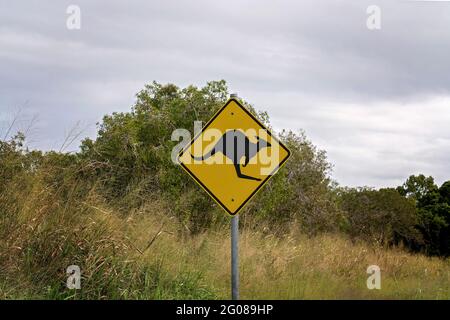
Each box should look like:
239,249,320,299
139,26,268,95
190,130,271,181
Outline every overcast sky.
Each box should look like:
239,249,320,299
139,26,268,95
1,0,449,187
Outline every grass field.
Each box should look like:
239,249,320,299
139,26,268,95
1,191,448,300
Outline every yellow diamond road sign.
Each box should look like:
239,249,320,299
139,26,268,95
178,98,291,216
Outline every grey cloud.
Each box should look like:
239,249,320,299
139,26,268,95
1,0,449,187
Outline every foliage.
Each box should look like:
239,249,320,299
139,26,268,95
76,81,339,234
243,130,341,235
338,187,422,246
397,175,450,256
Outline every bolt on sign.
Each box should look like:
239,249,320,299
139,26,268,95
178,98,291,216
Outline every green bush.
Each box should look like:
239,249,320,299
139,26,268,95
397,175,450,256
338,187,422,246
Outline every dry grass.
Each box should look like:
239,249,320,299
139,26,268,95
1,180,449,299
119,204,450,300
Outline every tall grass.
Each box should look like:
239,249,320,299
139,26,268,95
0,160,448,300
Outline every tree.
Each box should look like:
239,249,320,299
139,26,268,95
339,187,422,246
77,80,339,234
439,181,450,205
397,174,438,204
397,175,450,256
243,130,340,234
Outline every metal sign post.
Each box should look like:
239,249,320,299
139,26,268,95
231,214,239,300
230,93,240,300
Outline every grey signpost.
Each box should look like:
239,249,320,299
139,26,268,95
231,214,239,300
230,93,240,300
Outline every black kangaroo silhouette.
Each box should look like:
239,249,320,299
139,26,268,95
190,130,271,181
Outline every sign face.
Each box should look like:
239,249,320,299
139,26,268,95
178,98,290,216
